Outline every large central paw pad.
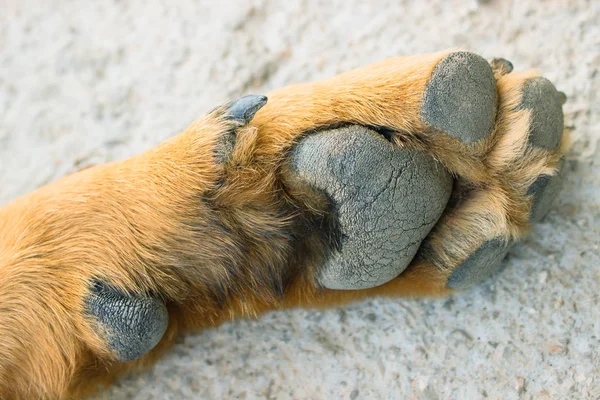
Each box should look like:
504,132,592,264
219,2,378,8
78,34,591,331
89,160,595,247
291,126,452,289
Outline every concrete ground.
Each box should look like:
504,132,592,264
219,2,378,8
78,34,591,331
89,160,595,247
1,0,598,399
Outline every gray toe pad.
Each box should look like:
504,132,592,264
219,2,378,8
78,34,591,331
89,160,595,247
445,162,565,290
421,51,498,144
85,281,169,362
226,94,268,125
518,77,564,150
528,159,566,222
291,126,452,290
447,238,513,289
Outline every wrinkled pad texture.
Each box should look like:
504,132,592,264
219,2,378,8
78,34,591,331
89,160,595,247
85,281,169,362
291,126,453,289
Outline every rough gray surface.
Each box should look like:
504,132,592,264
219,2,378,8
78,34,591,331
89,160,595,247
421,51,497,143
447,238,513,290
1,1,599,399
86,281,169,362
291,126,452,290
519,77,565,150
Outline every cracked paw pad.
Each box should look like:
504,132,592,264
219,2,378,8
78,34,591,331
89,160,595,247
291,126,452,290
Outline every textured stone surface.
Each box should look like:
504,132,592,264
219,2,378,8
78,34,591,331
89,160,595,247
291,126,452,289
1,1,598,399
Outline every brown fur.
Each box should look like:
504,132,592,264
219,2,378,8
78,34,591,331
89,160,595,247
0,51,567,399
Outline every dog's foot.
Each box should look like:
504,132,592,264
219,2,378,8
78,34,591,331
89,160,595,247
0,50,567,399
287,52,566,290
82,53,567,362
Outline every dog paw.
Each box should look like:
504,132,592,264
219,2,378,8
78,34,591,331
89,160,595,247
287,52,567,290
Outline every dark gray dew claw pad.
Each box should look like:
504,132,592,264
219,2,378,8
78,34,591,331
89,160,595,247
421,52,498,144
85,281,169,362
490,58,514,74
447,238,513,290
226,94,268,124
214,94,268,164
291,126,453,290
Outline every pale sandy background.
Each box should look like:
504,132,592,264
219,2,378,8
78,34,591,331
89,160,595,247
1,1,599,399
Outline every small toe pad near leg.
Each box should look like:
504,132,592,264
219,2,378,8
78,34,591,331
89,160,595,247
528,159,566,222
85,281,169,362
291,126,452,290
421,52,498,144
226,94,268,124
